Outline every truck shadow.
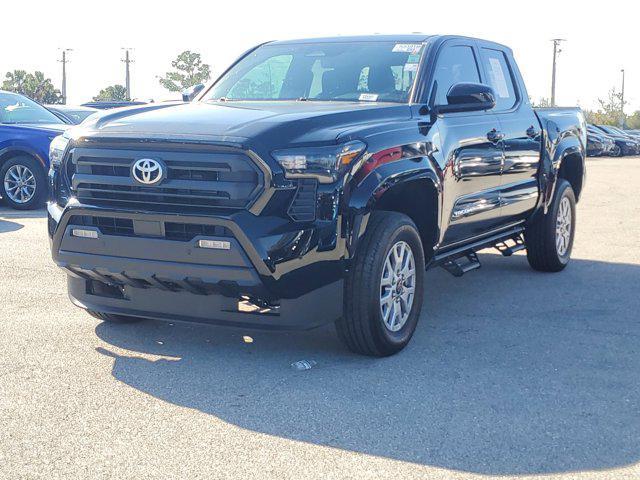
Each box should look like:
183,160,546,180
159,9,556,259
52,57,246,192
95,253,640,476
0,218,23,233
0,206,46,234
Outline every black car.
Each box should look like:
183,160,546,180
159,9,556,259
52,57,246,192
48,35,586,356
594,125,640,155
81,101,147,110
586,126,616,156
587,131,606,156
46,105,98,125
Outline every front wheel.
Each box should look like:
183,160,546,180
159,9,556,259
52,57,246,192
0,156,47,210
525,179,576,272
336,211,425,357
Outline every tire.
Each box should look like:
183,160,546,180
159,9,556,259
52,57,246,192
336,211,425,357
525,179,576,272
88,310,144,324
0,155,47,210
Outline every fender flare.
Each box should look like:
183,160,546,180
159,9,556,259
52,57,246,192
541,136,585,211
344,158,442,259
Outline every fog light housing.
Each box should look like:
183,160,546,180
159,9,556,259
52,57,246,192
197,239,231,250
72,228,98,239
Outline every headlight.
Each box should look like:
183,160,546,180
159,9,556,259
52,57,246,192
272,140,366,183
49,134,71,168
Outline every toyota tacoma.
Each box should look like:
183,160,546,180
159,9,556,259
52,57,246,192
48,35,586,356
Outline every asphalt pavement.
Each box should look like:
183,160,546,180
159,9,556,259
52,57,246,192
1,157,639,479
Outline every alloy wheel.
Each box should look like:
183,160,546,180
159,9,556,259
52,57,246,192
380,241,416,332
555,196,572,256
3,164,36,204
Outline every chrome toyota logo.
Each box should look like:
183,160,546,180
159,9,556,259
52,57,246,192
131,158,164,185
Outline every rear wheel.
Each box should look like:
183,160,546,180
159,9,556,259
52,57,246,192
0,155,46,210
336,211,425,357
525,179,576,272
88,310,144,324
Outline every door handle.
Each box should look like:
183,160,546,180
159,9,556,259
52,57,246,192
526,125,540,139
486,129,504,143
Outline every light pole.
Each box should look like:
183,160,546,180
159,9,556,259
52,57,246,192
121,48,134,101
58,49,73,104
620,69,626,128
550,39,565,107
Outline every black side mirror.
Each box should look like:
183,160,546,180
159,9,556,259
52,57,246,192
182,83,205,102
435,82,496,114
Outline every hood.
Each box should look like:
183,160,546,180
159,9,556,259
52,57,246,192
6,123,70,135
77,101,412,147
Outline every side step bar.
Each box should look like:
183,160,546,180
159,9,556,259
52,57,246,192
429,227,525,277
442,251,481,277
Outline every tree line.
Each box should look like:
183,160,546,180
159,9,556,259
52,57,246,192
2,50,211,103
3,52,639,129
533,88,639,129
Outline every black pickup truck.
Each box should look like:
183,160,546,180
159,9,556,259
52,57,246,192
48,35,586,356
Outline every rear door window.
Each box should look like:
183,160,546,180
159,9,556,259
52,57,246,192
480,48,517,111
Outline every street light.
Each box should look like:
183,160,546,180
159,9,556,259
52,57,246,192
550,39,565,107
620,69,626,128
58,48,73,104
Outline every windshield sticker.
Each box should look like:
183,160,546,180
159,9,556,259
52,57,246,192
392,43,422,54
403,63,418,72
359,93,379,102
488,58,510,98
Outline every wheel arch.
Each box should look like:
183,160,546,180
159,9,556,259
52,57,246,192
366,174,441,263
551,138,585,202
0,146,47,171
540,137,586,211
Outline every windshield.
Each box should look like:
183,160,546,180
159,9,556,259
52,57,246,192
202,41,424,103
0,92,64,125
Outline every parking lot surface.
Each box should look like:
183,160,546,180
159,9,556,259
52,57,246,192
1,157,639,479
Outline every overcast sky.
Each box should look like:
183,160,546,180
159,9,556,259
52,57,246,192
1,0,636,111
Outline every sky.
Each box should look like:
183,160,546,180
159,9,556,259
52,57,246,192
1,0,636,111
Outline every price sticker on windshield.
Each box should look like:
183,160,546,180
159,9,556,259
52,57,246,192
392,43,422,54
359,93,379,102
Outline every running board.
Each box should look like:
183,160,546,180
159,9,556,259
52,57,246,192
495,234,526,256
442,251,481,277
429,226,525,277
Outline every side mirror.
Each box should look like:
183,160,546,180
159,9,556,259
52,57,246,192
182,83,205,102
435,82,496,114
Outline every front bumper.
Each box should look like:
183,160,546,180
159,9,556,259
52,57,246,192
48,202,345,330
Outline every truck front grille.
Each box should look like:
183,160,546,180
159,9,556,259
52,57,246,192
66,142,264,214
69,215,233,242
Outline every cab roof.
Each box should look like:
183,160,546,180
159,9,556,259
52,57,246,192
269,34,433,45
267,35,511,53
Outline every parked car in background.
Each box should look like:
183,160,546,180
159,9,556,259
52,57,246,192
0,91,70,209
621,129,640,142
587,131,606,156
46,105,98,125
587,125,616,156
48,35,586,356
594,124,640,155
81,101,147,110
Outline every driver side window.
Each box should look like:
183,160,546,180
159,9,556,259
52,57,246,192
432,45,481,106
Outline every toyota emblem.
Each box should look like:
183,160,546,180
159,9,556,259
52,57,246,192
131,158,164,185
